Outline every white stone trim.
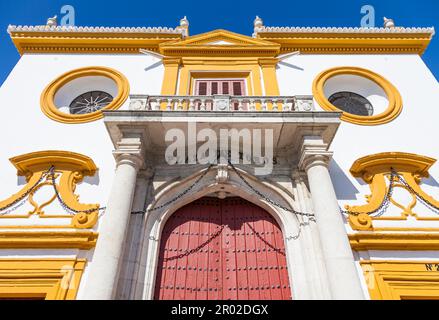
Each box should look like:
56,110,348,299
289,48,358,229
256,26,435,36
7,25,183,34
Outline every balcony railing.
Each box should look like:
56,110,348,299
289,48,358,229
128,95,315,112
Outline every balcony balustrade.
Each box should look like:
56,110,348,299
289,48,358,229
128,95,315,112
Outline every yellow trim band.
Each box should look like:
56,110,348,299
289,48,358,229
0,259,86,300
350,232,439,251
257,31,433,55
313,66,403,126
0,231,98,249
41,66,130,124
360,261,439,300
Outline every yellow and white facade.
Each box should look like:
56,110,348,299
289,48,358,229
0,16,438,300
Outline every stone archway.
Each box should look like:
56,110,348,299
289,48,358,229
154,196,292,300
138,166,321,300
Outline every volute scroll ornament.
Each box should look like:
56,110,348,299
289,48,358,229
0,151,101,229
345,152,439,231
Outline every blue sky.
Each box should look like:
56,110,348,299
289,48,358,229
0,0,438,85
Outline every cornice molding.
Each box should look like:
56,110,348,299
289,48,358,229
159,29,281,57
256,26,435,34
10,150,98,177
350,152,436,178
0,230,98,249
256,26,435,55
349,232,439,251
8,24,435,55
8,25,183,34
8,25,183,55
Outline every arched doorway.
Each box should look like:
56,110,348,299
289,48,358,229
154,197,292,300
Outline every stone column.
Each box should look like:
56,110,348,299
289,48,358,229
299,136,364,300
81,133,145,300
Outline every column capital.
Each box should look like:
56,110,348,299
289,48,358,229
259,57,279,67
113,130,146,171
298,135,333,171
162,57,181,67
113,153,145,171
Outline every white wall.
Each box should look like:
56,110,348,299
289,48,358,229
0,53,164,216
277,54,439,228
2,51,439,299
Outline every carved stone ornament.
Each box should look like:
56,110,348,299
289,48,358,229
0,151,101,229
216,164,229,184
345,152,439,231
213,97,230,111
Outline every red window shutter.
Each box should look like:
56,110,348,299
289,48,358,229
222,82,229,94
233,82,243,96
211,82,219,95
198,82,207,95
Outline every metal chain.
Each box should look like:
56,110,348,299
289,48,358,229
0,197,29,216
48,166,106,215
0,169,51,213
341,169,396,217
341,168,439,217
132,165,214,215
394,170,439,214
5,164,439,223
48,165,213,216
227,160,315,218
164,224,225,262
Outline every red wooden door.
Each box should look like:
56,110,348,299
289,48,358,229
154,197,291,300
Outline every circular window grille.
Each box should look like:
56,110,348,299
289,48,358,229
69,91,114,115
328,91,374,116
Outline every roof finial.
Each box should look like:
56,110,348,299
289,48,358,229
254,16,264,29
178,16,189,37
46,15,58,27
253,16,264,37
383,17,395,29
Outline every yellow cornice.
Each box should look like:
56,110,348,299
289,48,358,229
10,27,432,56
162,57,182,66
162,29,278,46
10,150,98,177
9,30,182,55
0,230,98,249
159,29,281,58
349,232,439,251
257,31,433,55
350,152,436,178
181,57,261,65
259,58,280,67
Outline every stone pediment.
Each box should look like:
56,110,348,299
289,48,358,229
159,29,280,57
